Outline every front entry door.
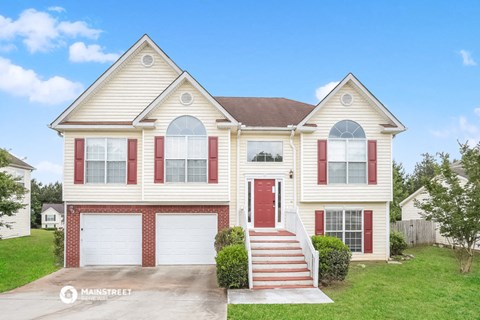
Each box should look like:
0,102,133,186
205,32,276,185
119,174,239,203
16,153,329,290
254,179,276,227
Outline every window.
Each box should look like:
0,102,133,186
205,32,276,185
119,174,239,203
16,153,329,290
14,170,25,187
328,120,366,184
325,209,363,252
247,141,283,162
46,215,56,222
277,180,282,223
165,116,207,182
86,138,127,184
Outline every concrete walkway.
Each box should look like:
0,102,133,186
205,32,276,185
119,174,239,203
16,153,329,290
228,288,333,304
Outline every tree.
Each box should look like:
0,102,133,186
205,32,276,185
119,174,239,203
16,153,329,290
407,153,439,194
390,160,409,222
30,179,62,228
0,149,28,237
415,143,480,273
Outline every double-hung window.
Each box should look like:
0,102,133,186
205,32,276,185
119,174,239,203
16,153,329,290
165,116,207,182
325,208,363,252
328,120,366,184
46,215,56,222
85,138,127,184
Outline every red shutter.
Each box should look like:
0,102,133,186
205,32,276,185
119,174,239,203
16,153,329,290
368,140,377,184
154,136,164,183
317,140,327,185
208,136,218,184
74,138,84,184
364,210,373,253
315,210,325,235
127,139,137,184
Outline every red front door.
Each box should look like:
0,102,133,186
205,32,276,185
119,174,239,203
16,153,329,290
254,179,276,228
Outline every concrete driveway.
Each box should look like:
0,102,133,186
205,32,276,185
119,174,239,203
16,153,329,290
0,266,226,320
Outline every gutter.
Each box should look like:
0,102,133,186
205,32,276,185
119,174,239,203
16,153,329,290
236,124,242,226
288,126,297,209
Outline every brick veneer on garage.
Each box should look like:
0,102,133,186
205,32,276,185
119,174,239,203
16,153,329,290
66,204,229,268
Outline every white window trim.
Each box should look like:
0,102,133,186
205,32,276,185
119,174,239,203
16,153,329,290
246,140,284,163
327,138,368,184
324,207,364,253
84,137,128,185
164,135,208,183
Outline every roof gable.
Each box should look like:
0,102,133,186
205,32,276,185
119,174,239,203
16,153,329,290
133,72,238,126
299,73,406,133
2,150,34,170
50,34,182,129
41,203,64,214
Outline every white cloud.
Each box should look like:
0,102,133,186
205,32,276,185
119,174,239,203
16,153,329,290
459,50,477,66
0,56,83,105
0,43,16,52
48,6,66,13
474,107,480,117
69,42,120,63
0,8,101,53
315,81,339,101
33,161,63,183
431,111,480,146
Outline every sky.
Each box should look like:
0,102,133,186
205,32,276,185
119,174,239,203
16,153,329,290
0,1,479,184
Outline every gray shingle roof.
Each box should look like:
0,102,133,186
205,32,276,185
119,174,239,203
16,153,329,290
41,203,64,214
3,150,34,170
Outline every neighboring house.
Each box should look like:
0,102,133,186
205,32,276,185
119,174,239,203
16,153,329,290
49,35,405,287
41,203,64,229
400,163,477,247
0,152,34,239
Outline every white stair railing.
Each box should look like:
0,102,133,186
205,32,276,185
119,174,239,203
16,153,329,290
285,208,319,288
239,208,253,289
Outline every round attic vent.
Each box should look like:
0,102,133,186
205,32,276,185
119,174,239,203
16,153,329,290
340,92,353,106
180,92,194,105
141,54,154,67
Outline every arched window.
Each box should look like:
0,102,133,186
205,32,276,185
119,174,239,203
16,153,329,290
165,116,207,182
328,120,366,184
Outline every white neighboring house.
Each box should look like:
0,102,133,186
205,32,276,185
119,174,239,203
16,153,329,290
0,152,34,239
41,203,64,229
400,163,478,247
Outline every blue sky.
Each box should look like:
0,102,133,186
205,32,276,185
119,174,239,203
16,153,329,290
1,1,479,183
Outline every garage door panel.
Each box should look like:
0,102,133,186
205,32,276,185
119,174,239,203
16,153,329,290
81,214,142,266
156,214,217,265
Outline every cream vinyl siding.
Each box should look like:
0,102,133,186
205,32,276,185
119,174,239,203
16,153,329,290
299,202,388,261
63,131,143,202
301,83,393,202
230,134,237,226
68,44,179,122
0,166,31,239
229,133,298,227
143,82,230,202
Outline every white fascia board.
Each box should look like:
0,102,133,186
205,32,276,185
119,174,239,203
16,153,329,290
54,125,138,130
50,34,182,129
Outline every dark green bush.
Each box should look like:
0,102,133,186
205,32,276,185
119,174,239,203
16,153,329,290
312,235,351,284
53,229,64,265
214,226,245,253
215,244,248,289
390,231,408,256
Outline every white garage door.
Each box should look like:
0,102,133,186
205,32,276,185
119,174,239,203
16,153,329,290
81,214,142,266
156,214,217,265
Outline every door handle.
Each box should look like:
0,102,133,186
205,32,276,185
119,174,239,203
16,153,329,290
273,200,275,208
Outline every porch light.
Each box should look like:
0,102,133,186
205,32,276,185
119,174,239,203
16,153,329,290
289,169,294,179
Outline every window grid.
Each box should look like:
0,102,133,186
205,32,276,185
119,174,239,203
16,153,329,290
325,209,363,253
328,138,367,184
85,138,127,184
165,135,207,183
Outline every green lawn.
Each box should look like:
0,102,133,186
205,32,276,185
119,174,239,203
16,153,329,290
0,229,60,292
229,246,480,320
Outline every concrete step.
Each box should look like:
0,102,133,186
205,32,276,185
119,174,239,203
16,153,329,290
252,269,311,277
252,285,315,290
253,276,314,287
252,261,308,270
252,254,305,262
252,248,303,255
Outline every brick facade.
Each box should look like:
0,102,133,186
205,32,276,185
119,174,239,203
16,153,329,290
66,204,229,268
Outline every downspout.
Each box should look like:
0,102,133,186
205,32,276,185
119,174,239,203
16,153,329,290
236,124,242,226
288,127,297,209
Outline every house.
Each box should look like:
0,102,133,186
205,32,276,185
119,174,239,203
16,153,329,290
0,151,33,239
49,35,405,288
400,163,479,248
41,203,64,229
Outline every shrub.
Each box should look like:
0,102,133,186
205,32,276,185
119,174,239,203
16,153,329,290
312,235,351,284
214,226,245,253
215,244,248,289
53,229,64,265
390,231,408,256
